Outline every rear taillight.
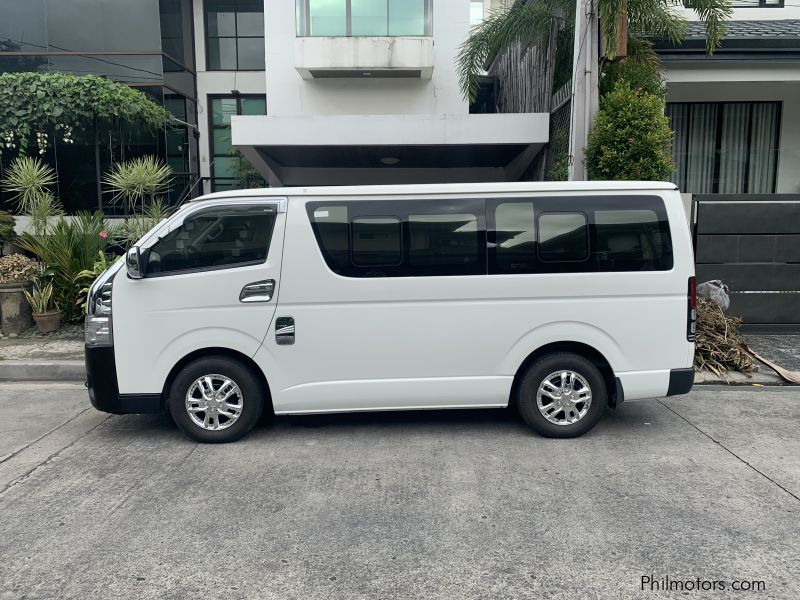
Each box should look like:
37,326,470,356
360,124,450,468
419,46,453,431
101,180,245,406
687,276,697,342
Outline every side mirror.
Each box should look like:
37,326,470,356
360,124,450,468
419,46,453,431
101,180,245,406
126,246,144,279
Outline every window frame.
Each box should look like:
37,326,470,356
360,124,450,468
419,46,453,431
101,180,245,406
295,0,433,37
142,203,278,278
204,0,265,71
207,94,267,192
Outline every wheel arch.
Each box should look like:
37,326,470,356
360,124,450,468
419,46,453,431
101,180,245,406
510,341,622,409
162,347,273,413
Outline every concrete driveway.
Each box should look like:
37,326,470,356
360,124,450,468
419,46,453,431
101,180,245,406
1,383,798,599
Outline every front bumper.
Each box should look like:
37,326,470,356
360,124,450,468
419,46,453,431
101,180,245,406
85,345,162,414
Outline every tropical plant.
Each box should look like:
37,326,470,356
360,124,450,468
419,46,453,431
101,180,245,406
585,81,674,181
23,280,57,315
457,0,732,103
0,72,171,156
600,42,665,99
1,156,64,234
75,251,114,313
113,197,174,248
17,212,112,322
1,156,57,214
103,155,173,212
0,253,41,283
0,210,16,254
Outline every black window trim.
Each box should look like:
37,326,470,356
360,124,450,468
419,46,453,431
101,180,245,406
208,93,267,192
142,203,277,278
204,0,265,71
536,210,591,264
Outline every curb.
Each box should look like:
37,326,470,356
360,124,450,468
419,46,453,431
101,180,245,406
0,360,85,382
694,368,786,386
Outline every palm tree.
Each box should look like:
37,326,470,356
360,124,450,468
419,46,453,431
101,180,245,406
457,0,732,103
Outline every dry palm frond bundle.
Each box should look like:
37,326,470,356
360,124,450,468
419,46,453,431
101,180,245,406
694,297,755,376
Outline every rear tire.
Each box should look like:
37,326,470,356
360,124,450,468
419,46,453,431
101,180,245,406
516,352,606,438
168,356,264,443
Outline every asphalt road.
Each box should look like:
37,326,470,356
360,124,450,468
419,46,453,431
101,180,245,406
1,383,798,600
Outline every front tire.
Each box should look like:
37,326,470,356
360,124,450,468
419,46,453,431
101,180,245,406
168,356,264,443
516,352,606,438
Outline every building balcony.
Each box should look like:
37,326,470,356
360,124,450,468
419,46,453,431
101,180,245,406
295,36,434,79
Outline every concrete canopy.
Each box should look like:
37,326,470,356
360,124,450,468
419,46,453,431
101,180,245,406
230,113,549,187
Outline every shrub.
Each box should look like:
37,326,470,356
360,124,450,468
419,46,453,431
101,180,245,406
0,210,16,253
585,81,674,181
600,59,665,100
0,253,41,283
16,212,112,322
1,156,63,234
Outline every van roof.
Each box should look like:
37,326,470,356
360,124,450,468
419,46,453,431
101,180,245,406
192,181,678,202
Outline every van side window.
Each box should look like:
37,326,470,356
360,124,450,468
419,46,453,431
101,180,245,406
351,217,402,266
489,195,673,274
537,212,589,262
145,206,276,275
308,199,486,277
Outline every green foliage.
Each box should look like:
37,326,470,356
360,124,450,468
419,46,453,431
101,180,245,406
0,253,41,283
547,152,570,181
75,251,114,313
23,280,56,314
102,156,174,247
457,0,732,102
103,155,173,211
1,156,56,213
0,72,171,154
0,211,16,252
1,156,64,234
585,82,674,181
600,56,665,99
17,212,113,323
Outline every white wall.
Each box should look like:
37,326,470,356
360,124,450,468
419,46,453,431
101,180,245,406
191,0,266,186
265,0,470,116
665,76,800,193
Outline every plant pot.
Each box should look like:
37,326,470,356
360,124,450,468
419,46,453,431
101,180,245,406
0,280,33,335
32,310,62,334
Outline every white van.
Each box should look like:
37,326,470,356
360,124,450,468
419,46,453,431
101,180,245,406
85,182,695,443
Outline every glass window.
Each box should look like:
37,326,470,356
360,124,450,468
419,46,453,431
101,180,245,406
538,213,589,262
205,0,265,70
469,1,484,26
351,217,402,266
489,196,672,274
307,199,485,277
146,206,276,275
209,95,267,191
666,102,780,194
594,209,672,271
495,202,536,272
297,0,431,36
408,214,479,268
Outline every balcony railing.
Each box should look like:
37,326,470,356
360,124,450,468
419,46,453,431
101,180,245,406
296,0,432,37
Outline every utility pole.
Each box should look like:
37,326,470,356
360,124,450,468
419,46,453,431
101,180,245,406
568,0,599,181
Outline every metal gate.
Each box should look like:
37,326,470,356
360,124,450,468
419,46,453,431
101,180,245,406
694,194,800,331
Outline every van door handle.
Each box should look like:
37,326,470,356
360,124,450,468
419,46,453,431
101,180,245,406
275,317,295,345
239,279,275,303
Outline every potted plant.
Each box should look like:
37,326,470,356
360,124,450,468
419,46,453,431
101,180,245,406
23,280,61,333
0,253,40,335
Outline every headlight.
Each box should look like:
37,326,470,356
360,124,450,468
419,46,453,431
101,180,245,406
85,316,113,346
85,262,120,347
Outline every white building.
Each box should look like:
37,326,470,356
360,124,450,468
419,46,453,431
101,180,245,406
659,4,800,194
192,0,548,187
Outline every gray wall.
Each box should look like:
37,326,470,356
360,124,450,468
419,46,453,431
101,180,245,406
695,194,800,329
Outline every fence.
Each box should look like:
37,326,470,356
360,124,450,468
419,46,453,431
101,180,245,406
694,194,800,331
